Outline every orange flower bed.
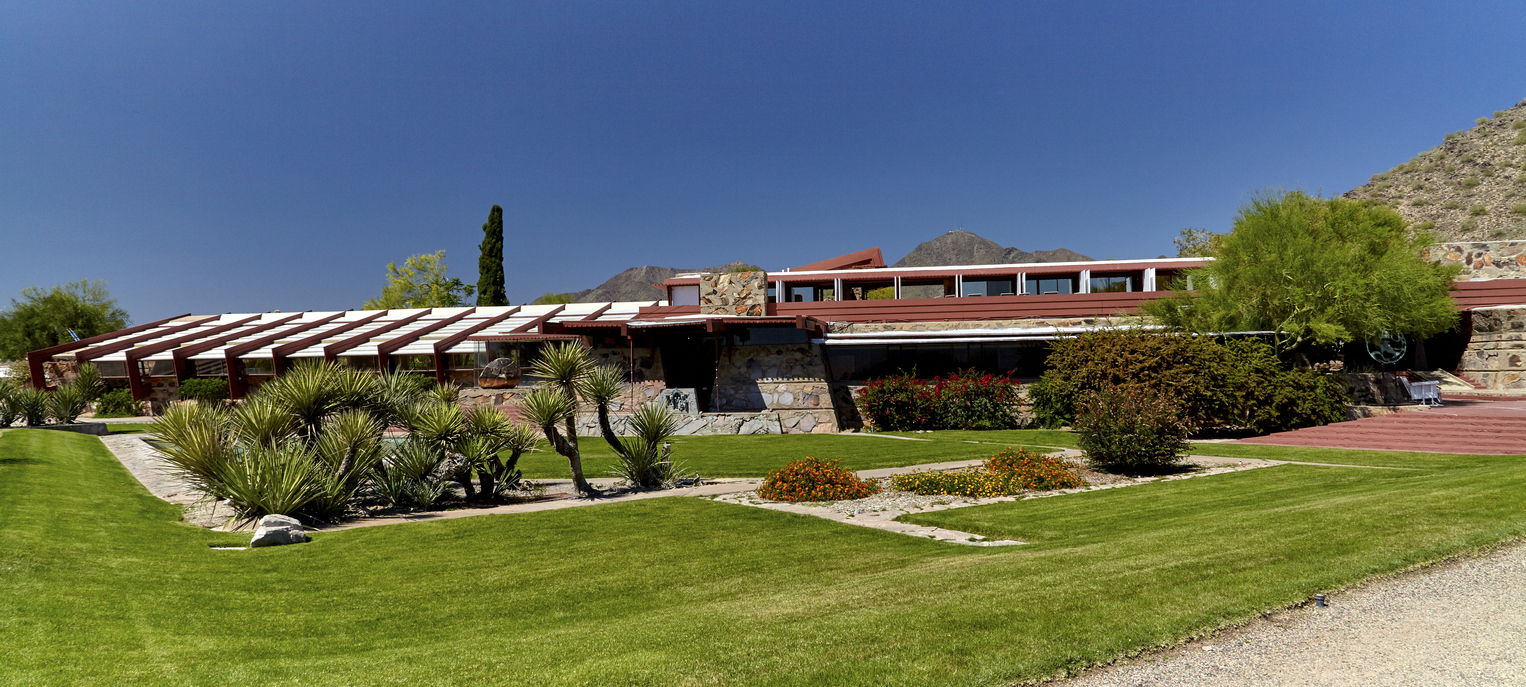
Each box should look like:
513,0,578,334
758,457,880,502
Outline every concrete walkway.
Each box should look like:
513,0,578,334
1064,541,1526,686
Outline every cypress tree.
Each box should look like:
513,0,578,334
476,205,508,306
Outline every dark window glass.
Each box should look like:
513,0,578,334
240,358,274,375
825,341,1051,381
193,359,228,377
963,278,1016,297
1025,276,1075,295
735,327,811,345
1090,276,1132,293
97,361,128,378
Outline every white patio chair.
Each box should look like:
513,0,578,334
1398,375,1442,407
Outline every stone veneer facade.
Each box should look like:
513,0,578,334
1425,240,1526,280
1456,305,1526,391
713,343,839,433
699,271,767,316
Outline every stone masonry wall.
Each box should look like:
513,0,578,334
713,343,838,433
700,271,767,316
1457,305,1526,390
1425,241,1526,280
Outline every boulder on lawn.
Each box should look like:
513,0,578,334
478,357,522,389
250,514,309,548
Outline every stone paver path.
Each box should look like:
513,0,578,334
1063,541,1526,686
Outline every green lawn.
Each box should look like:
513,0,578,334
4,429,1525,686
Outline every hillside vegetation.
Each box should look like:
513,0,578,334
1345,98,1526,242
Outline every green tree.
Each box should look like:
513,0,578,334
1143,191,1460,353
1173,228,1224,257
530,292,576,305
476,205,508,306
363,251,475,310
0,280,129,360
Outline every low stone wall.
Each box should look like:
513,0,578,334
1426,240,1526,280
1456,305,1526,391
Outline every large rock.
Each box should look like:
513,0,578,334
250,514,309,548
478,358,522,389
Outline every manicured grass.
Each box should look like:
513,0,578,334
512,433,1012,478
4,429,1526,685
105,423,153,435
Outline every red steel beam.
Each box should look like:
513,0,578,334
376,308,475,372
124,315,264,401
429,307,520,384
514,305,564,334
74,315,219,364
224,312,349,399
271,311,389,374
321,309,433,363
24,313,190,390
171,313,304,383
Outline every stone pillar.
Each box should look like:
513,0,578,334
700,271,767,316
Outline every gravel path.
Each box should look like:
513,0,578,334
1064,541,1526,686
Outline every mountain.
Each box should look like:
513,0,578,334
891,231,1092,267
568,261,758,302
1344,98,1526,242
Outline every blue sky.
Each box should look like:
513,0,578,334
4,1,1525,321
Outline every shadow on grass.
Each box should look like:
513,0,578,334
0,457,42,466
1089,462,1200,477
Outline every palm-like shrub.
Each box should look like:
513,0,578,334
524,341,684,495
13,386,49,427
611,402,686,489
150,361,538,522
47,383,90,424
73,363,104,404
0,379,19,427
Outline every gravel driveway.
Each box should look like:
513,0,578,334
1064,541,1526,686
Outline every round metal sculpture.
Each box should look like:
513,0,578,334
1365,333,1407,365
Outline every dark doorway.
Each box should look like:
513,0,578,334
659,334,718,411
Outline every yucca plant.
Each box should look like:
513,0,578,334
453,407,539,499
72,363,104,404
307,410,386,519
153,402,235,497
213,443,322,523
0,379,19,428
519,381,593,495
13,386,49,427
611,402,686,489
47,383,90,424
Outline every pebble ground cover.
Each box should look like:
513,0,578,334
4,429,1525,686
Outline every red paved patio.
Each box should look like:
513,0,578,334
1237,397,1526,455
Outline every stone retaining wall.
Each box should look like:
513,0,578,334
1456,305,1526,391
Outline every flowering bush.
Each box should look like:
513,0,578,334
891,447,1083,497
856,369,1022,431
758,457,880,502
1075,384,1191,471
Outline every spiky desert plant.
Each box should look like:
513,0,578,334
152,401,235,498
0,378,19,427
47,383,90,424
426,380,461,405
525,341,601,495
213,443,322,523
308,410,386,519
577,364,629,453
72,363,104,404
611,402,685,489
231,395,296,448
454,406,539,498
370,371,432,429
12,386,50,427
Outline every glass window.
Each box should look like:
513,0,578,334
1025,276,1076,295
734,327,811,346
340,356,378,371
825,341,1051,381
240,358,274,375
963,278,1016,297
193,359,228,377
393,355,435,372
97,361,128,378
1090,275,1132,293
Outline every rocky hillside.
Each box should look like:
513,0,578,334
1344,98,1526,241
567,261,757,303
891,231,1091,267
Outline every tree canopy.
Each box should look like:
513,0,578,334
476,205,507,307
1143,191,1460,351
0,280,130,360
363,251,476,310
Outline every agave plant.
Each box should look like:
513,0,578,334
72,363,105,404
307,410,386,519
12,386,49,427
0,379,19,428
47,383,90,425
213,443,323,523
611,402,687,489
